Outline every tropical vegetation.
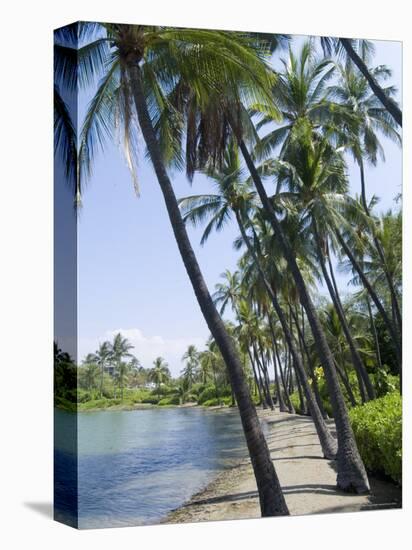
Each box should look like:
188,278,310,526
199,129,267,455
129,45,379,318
54,24,402,516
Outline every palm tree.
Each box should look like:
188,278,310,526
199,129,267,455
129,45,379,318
54,26,78,199
180,146,338,458
330,63,402,338
319,36,402,126
115,362,131,400
149,357,171,398
232,45,370,493
109,333,134,398
79,22,289,517
95,341,111,397
338,39,402,126
80,357,100,392
181,345,199,390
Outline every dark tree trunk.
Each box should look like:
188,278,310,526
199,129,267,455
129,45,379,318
295,367,308,415
339,38,402,126
313,227,375,401
258,341,275,410
291,305,329,419
275,338,295,414
359,160,402,336
253,344,273,410
334,359,357,407
235,210,337,458
267,315,288,413
335,228,402,385
238,140,368,491
129,65,289,516
366,297,383,371
247,347,264,407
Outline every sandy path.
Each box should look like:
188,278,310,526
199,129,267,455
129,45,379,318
165,409,401,523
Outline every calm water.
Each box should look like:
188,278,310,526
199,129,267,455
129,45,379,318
55,407,248,528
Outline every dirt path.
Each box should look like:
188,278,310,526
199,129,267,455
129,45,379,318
165,410,401,524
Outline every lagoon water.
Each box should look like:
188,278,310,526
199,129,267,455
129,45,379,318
54,407,248,528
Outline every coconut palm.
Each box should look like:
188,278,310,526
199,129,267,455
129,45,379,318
78,22,288,517
329,63,402,335
149,357,171,397
181,148,338,457
234,57,371,491
80,358,100,392
95,341,112,397
115,362,131,400
181,345,200,390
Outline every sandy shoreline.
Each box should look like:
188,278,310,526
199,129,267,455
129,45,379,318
163,409,401,524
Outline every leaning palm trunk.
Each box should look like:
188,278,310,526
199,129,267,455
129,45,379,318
235,210,337,459
273,332,295,413
290,306,329,419
313,226,375,401
238,140,368,491
267,316,288,413
253,345,270,409
339,38,402,126
335,228,402,386
128,65,288,516
359,161,402,335
366,297,383,371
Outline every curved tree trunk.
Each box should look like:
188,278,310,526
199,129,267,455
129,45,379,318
235,210,337,459
313,227,375,401
366,297,383,371
247,347,264,407
238,140,368,491
339,38,402,127
129,65,289,516
359,161,402,336
290,305,329,419
335,228,402,385
267,315,288,413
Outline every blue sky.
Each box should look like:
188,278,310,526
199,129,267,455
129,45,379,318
77,35,402,375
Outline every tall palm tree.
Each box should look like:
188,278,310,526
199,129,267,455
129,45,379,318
149,357,171,397
79,22,288,517
108,332,134,399
95,341,112,397
180,146,338,458
231,44,370,493
319,36,402,126
338,39,402,126
330,63,402,337
181,345,199,390
115,362,131,400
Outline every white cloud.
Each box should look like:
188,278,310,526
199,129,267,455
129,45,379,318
79,328,205,376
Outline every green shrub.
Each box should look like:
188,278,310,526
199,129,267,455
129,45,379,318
203,396,232,407
141,396,160,405
349,392,402,484
198,385,218,405
290,392,302,414
158,395,180,406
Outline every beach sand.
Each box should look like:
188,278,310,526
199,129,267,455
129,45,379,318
164,409,401,524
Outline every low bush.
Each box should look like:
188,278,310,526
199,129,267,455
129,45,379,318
349,392,402,484
198,385,219,405
158,395,180,406
141,396,160,405
202,396,232,407
289,392,301,413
